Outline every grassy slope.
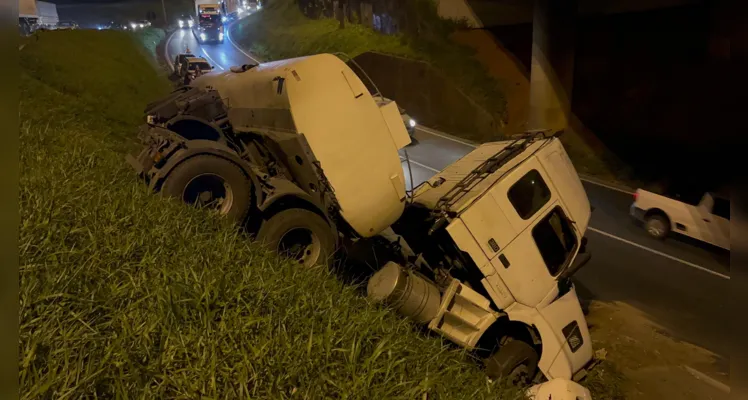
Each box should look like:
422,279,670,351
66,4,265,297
231,0,508,134
19,30,523,398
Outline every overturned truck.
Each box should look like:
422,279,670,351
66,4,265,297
126,53,595,383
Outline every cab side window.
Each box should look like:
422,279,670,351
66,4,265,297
532,207,577,276
712,197,730,220
508,169,551,220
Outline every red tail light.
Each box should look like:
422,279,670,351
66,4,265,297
633,191,638,201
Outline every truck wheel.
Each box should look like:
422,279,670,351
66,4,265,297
256,208,336,267
161,155,251,223
644,214,670,240
485,339,539,385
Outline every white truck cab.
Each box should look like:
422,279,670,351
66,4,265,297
631,189,730,250
368,134,594,383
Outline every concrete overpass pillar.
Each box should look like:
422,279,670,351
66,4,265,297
527,0,577,132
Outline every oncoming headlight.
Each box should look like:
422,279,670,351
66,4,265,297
178,20,184,27
188,20,194,27
409,119,417,128
200,33,207,41
219,32,224,40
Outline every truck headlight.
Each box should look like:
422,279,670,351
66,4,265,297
200,33,206,41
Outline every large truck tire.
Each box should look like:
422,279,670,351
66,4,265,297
161,154,252,223
484,339,539,385
256,208,336,267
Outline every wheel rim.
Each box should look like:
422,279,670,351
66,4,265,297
647,219,665,237
182,173,234,214
278,228,321,267
508,364,530,385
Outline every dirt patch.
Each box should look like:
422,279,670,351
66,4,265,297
586,301,729,400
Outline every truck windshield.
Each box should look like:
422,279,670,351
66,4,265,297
532,206,577,276
189,62,211,71
199,14,221,24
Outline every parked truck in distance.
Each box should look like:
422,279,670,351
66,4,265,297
193,2,224,43
126,53,596,384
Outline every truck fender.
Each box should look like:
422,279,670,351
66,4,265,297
258,177,331,224
165,115,228,145
149,140,260,201
505,303,573,380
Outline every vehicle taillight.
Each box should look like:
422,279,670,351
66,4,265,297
633,191,638,201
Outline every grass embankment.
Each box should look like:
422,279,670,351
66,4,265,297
19,30,522,398
231,0,507,134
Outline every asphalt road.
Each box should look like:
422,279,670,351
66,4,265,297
164,26,731,375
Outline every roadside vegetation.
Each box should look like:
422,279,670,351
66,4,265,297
19,29,524,398
231,0,508,132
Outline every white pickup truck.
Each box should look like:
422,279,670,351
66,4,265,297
630,189,730,250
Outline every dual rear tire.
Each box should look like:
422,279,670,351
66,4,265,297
162,155,336,267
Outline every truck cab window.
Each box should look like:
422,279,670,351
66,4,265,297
532,207,577,276
712,197,730,220
508,169,551,219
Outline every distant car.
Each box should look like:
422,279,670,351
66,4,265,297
178,56,214,80
130,20,151,30
111,22,129,31
56,21,78,30
173,52,196,76
630,189,730,250
177,15,194,29
374,96,417,143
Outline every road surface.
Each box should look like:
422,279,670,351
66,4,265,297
164,25,731,374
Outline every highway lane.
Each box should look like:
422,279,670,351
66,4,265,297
164,27,731,368
165,24,259,74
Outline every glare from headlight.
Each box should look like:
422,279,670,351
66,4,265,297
238,7,244,12
219,32,224,40
139,23,145,28
221,16,227,22
409,119,417,128
188,20,194,27
130,22,137,29
200,33,206,40
178,20,184,27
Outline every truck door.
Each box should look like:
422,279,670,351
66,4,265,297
462,158,573,307
699,193,730,249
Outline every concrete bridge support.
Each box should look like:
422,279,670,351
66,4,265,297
527,0,577,132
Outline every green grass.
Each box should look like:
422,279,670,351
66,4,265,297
231,0,507,137
20,29,171,139
19,29,524,398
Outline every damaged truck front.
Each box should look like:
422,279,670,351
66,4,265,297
126,53,596,384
